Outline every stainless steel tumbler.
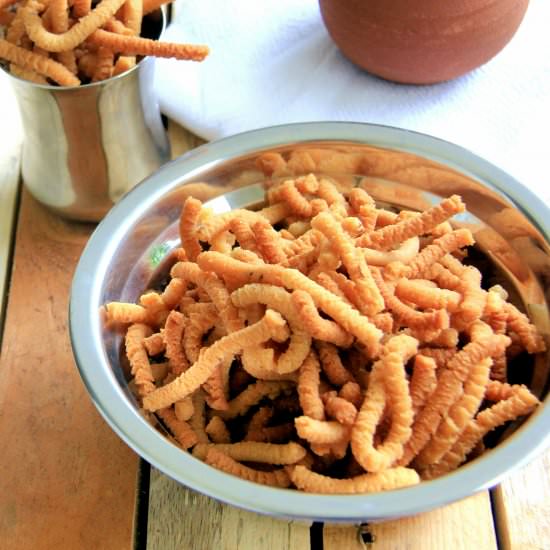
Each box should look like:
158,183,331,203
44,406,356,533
3,11,171,222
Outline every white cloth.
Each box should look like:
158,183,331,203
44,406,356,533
156,0,550,202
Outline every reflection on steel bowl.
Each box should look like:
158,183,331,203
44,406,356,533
70,122,550,522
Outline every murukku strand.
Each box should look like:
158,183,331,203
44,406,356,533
252,218,287,264
48,0,77,74
193,441,306,464
189,390,209,443
198,252,383,354
22,0,126,52
143,331,165,356
291,290,353,347
395,279,461,312
9,62,48,83
196,208,287,243
183,303,218,364
88,28,209,60
311,211,384,316
157,407,198,449
174,396,194,421
322,391,358,426
205,415,231,443
317,177,347,208
311,271,347,300
409,355,438,416
231,284,311,374
288,464,420,494
351,334,418,472
339,381,363,409
485,380,517,402
203,352,232,410
179,197,203,261
125,323,155,397
71,0,91,17
205,448,291,488
414,357,492,469
455,266,487,325
400,326,510,465
218,380,295,420
418,347,456,368
5,6,27,45
371,267,449,331
228,218,259,254
121,0,142,36
322,270,362,310
504,302,546,353
244,406,273,440
423,386,539,478
315,341,355,386
295,416,350,446
91,44,113,81
357,195,465,249
0,37,80,85
297,351,325,421
142,310,289,411
393,229,475,279
171,261,242,333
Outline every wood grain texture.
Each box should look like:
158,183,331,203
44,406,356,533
324,492,497,550
0,191,140,550
168,122,206,160
493,448,550,550
147,467,311,550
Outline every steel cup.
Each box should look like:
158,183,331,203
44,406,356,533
2,10,170,222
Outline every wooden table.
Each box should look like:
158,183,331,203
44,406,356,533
1,121,549,550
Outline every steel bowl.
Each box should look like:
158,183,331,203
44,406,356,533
69,121,550,521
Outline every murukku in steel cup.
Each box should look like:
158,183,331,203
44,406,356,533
1,10,170,222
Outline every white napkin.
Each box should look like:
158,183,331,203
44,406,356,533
156,0,550,202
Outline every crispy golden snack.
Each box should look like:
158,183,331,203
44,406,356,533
105,175,544,493
0,38,80,85
142,310,289,411
288,464,420,494
0,0,209,84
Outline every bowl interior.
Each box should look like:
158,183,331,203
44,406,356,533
72,127,550,521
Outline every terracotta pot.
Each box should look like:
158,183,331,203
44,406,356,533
319,0,529,84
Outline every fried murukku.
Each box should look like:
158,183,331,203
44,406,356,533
409,355,438,416
351,334,418,472
0,37,80,85
423,386,539,479
291,290,353,347
110,177,544,494
288,464,420,494
231,284,311,374
142,310,289,411
312,211,384,316
205,448,291,488
192,441,306,464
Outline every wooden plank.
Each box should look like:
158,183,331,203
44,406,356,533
147,467,311,550
324,492,497,550
168,121,206,159
493,448,550,549
0,191,140,550
0,72,23,325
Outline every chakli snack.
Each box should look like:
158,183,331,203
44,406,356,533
105,173,546,494
0,0,208,85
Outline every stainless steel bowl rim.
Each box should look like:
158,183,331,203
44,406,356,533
70,121,550,521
